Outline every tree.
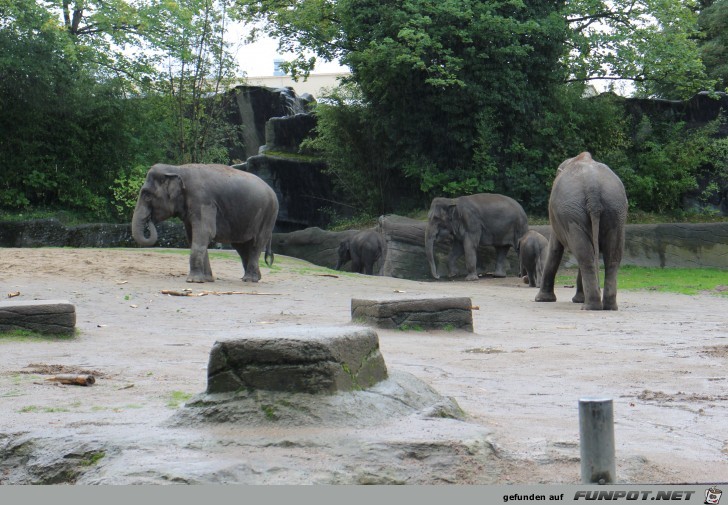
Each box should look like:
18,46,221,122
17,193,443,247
234,0,568,210
0,0,243,218
565,0,715,98
697,0,728,92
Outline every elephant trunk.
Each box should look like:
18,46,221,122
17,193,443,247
424,225,440,279
131,199,158,247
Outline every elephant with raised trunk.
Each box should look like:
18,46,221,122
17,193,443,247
335,229,385,275
535,152,628,310
425,193,529,281
519,229,548,288
131,163,279,283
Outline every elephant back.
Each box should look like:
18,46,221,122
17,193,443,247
459,193,529,248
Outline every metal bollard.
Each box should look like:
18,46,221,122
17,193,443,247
579,397,616,484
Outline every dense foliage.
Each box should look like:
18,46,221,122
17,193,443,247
0,0,726,224
698,0,728,92
236,0,725,216
0,0,242,221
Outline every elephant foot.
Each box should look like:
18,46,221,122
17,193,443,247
242,275,260,283
492,271,507,278
571,293,585,303
581,301,603,310
602,299,618,311
187,273,214,283
535,291,556,302
464,273,479,281
522,276,529,284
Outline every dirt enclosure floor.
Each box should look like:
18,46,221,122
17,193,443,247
0,247,726,485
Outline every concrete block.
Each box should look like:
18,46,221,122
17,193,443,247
351,297,474,332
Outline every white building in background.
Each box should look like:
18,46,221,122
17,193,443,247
232,34,350,99
243,71,348,99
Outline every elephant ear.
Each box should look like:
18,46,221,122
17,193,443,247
164,174,185,202
448,203,463,236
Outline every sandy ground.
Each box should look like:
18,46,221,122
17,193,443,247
0,247,726,484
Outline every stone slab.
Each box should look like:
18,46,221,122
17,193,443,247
0,300,76,335
206,326,388,394
351,297,474,332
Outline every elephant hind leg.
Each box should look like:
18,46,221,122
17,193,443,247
493,246,509,278
232,241,262,283
601,257,622,310
572,269,585,304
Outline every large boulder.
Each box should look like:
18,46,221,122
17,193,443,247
206,326,388,394
0,300,76,336
272,227,358,269
351,297,475,332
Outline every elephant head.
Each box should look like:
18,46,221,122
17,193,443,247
131,166,185,247
335,239,351,270
424,197,459,279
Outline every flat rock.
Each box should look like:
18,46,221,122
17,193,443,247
351,297,474,332
206,326,388,394
172,369,465,429
0,300,75,335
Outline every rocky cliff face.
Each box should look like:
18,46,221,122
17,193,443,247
225,85,349,231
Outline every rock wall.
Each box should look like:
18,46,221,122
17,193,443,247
2,219,727,279
273,218,728,280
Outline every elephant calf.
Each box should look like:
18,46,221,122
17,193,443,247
519,230,548,288
131,163,279,283
425,193,529,280
535,152,628,310
335,229,385,275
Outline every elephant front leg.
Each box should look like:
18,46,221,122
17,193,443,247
462,237,479,281
572,269,585,303
493,246,509,278
535,239,564,302
447,241,464,278
188,243,214,283
186,206,216,283
576,263,602,310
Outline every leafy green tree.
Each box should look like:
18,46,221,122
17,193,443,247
565,0,715,98
235,0,568,209
697,0,728,92
0,0,243,219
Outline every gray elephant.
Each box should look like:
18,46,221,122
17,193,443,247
425,193,529,281
535,152,628,310
335,229,385,275
519,229,549,288
131,163,279,283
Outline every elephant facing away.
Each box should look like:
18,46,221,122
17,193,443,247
519,230,549,288
425,193,529,281
131,163,279,283
335,229,385,275
535,152,628,310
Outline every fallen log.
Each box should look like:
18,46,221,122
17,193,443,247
161,290,281,297
46,374,95,386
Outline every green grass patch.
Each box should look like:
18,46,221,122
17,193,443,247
0,329,76,342
166,391,193,409
261,404,278,420
398,324,425,332
555,266,728,296
81,451,106,466
18,405,71,413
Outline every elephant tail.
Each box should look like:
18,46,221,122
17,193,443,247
264,237,274,266
590,211,601,269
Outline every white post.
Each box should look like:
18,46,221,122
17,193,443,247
579,397,616,484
